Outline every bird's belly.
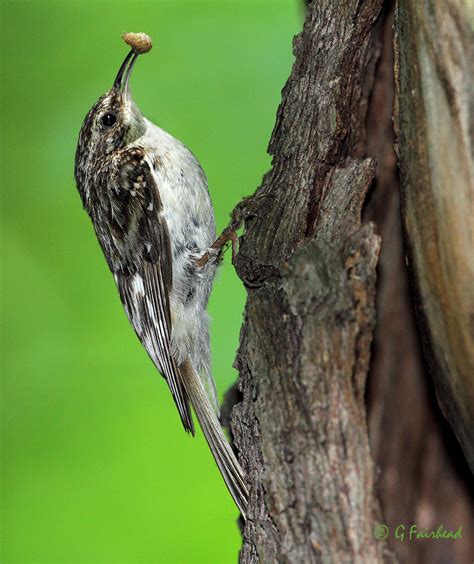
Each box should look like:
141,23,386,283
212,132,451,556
159,173,215,261
151,156,216,332
164,195,216,370
140,124,217,365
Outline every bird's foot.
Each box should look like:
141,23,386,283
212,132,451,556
196,227,239,267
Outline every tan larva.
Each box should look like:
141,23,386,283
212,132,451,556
121,32,153,54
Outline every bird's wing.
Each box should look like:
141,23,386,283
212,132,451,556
112,147,194,434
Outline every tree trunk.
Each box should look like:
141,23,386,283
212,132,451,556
365,4,473,563
223,0,473,562
394,0,474,471
228,1,386,561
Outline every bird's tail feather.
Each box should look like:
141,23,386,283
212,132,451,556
179,360,249,519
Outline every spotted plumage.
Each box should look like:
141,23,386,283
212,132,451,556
74,43,248,517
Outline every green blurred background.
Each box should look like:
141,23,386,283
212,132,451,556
0,1,300,562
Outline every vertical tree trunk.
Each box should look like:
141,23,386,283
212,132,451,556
365,4,473,563
394,0,473,469
224,0,473,561
227,2,387,561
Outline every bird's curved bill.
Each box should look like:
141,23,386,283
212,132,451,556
113,50,138,93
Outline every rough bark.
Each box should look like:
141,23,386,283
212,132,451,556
365,4,473,563
226,2,388,561
393,0,474,470
222,0,473,561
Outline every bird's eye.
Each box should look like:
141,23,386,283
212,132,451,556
101,113,116,127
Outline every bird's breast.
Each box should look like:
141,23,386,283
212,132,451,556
140,121,216,253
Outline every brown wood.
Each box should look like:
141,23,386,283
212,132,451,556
365,5,473,563
394,0,474,470
226,1,388,561
221,0,473,561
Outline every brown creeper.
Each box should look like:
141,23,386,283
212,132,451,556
74,32,248,517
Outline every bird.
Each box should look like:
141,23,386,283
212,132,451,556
74,32,248,518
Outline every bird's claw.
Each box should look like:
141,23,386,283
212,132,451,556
196,228,239,267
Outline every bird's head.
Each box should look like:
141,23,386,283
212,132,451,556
75,34,152,191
